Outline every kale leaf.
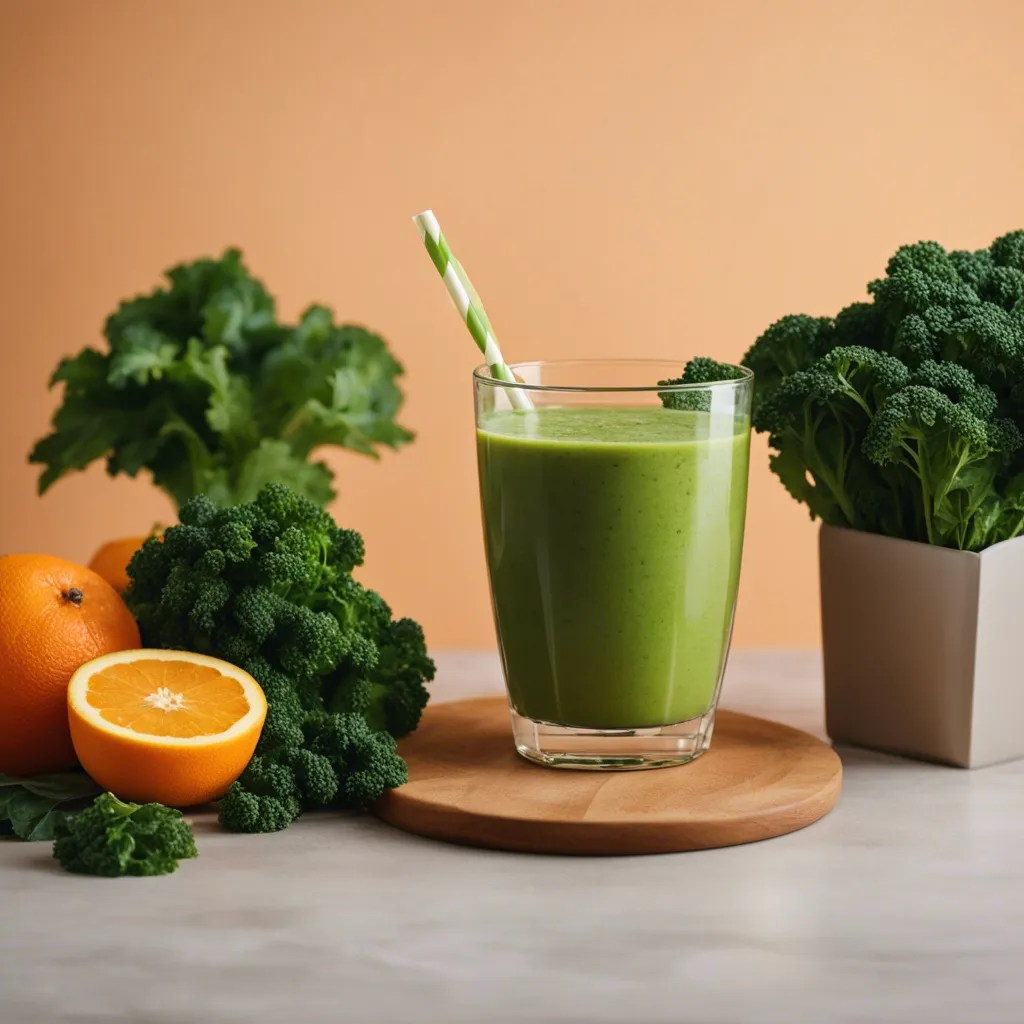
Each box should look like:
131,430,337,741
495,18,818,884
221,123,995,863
30,250,413,509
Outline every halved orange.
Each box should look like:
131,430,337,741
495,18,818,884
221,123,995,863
68,650,267,807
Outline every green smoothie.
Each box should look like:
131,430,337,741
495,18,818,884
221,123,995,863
477,405,749,729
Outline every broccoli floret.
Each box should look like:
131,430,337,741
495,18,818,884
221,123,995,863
863,384,1022,549
124,482,433,834
251,666,307,750
219,756,303,833
868,240,1024,384
980,266,1024,310
671,357,739,384
753,346,910,528
52,793,197,877
368,618,436,737
657,357,742,412
833,302,883,349
742,314,837,409
868,241,979,338
891,306,957,367
909,361,997,419
658,358,743,412
220,711,409,829
279,747,339,807
932,304,1024,398
949,248,995,292
329,616,436,737
305,712,408,809
990,230,1024,274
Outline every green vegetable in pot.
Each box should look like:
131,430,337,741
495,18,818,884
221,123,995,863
123,482,434,834
52,793,197,877
724,230,1024,551
29,249,413,509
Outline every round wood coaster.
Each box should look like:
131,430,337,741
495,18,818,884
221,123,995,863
374,696,842,855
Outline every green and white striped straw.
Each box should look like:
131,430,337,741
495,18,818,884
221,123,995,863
413,210,534,411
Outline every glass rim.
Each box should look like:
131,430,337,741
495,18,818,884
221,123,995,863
472,357,754,393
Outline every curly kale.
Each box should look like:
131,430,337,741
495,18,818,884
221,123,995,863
125,483,434,833
52,793,197,877
735,229,1024,550
29,249,413,509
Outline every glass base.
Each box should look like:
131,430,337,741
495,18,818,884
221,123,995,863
510,706,716,770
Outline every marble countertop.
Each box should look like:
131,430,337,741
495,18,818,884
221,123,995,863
3,650,1023,1024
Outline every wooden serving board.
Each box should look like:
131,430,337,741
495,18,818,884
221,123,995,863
374,696,842,855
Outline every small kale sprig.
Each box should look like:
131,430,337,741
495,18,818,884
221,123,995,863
52,793,197,877
30,249,414,509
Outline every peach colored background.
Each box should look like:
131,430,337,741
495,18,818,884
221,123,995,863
2,0,1023,650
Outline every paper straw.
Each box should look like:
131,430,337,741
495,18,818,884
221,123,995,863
413,210,533,411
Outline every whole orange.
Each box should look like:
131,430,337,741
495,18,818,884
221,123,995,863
88,536,149,594
0,554,141,775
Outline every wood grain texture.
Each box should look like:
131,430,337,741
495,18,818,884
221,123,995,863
374,696,842,855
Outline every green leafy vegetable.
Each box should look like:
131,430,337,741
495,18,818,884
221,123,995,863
754,346,912,530
52,793,197,877
658,357,743,411
29,249,414,509
123,482,434,834
0,772,101,842
707,229,1024,551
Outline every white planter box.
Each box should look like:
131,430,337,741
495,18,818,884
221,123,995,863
819,523,1024,768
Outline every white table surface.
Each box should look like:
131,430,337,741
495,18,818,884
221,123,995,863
2,650,1023,1024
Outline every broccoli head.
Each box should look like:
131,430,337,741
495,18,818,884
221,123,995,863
124,482,434,833
52,793,197,877
738,229,1024,549
657,357,744,412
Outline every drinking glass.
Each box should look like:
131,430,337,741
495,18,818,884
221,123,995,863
475,358,753,769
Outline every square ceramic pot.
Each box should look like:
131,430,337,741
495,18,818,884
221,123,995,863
819,523,1024,768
